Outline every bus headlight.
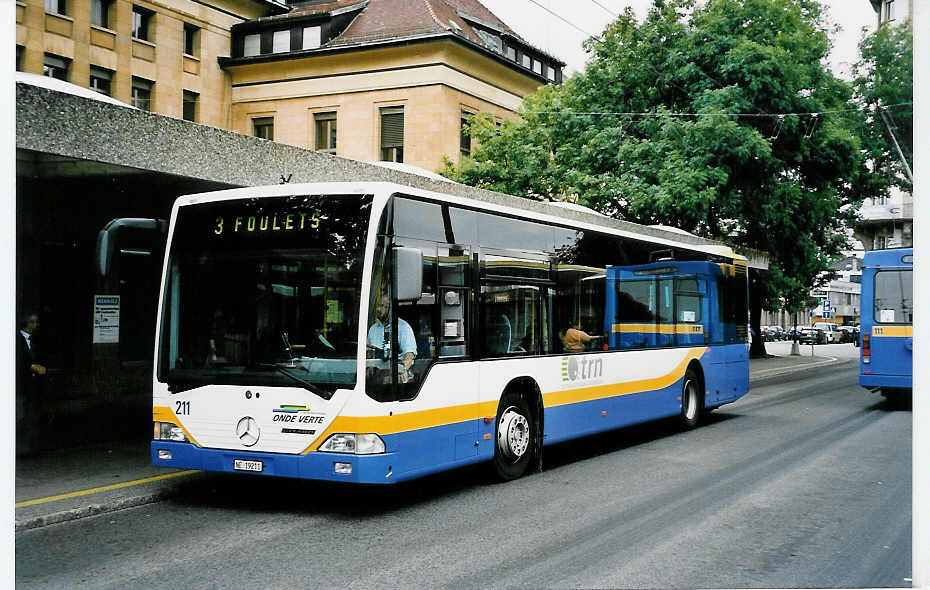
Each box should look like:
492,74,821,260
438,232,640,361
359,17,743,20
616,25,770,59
154,421,188,442
319,433,385,454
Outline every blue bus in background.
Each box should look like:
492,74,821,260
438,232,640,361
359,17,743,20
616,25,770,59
859,248,913,400
605,260,750,411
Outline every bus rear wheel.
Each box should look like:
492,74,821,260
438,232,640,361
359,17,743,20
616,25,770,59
492,392,535,481
680,368,703,430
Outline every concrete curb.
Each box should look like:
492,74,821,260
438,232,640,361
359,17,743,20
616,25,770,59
15,490,173,532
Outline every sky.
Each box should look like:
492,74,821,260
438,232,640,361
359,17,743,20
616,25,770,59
479,0,883,80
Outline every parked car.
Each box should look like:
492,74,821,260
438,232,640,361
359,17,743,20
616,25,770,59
799,326,825,344
812,322,840,343
762,326,784,341
837,325,857,343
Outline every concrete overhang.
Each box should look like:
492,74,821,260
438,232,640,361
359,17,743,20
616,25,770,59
16,80,762,267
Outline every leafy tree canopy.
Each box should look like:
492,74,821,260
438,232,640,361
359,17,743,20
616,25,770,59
443,0,865,311
852,20,913,196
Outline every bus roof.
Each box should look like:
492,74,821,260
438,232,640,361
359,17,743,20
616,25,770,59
174,181,754,266
862,248,913,269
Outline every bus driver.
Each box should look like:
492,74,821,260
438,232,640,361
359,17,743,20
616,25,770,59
368,294,417,381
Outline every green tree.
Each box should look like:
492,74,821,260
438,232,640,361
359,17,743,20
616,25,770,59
852,21,913,197
443,0,864,356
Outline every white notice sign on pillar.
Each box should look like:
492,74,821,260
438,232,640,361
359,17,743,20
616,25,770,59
93,295,120,344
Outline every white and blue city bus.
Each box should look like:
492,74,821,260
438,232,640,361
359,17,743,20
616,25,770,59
859,247,913,401
149,182,750,483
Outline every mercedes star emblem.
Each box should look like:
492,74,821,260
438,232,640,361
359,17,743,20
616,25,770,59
236,416,260,447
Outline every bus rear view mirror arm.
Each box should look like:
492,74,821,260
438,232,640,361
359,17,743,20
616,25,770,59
394,246,423,302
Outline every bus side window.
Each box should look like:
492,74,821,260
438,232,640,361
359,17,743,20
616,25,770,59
481,284,541,356
675,279,703,346
554,264,605,354
394,240,437,399
616,280,655,349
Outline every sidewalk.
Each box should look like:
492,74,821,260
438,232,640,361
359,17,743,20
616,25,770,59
15,347,847,531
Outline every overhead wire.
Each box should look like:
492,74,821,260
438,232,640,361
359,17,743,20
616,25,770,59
525,0,598,38
532,102,912,118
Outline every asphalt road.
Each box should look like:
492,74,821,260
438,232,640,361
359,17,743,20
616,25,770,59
16,355,911,589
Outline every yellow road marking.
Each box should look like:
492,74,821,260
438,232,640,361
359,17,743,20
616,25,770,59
15,470,198,508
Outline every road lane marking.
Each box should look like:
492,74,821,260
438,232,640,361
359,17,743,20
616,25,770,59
751,356,840,377
15,470,198,508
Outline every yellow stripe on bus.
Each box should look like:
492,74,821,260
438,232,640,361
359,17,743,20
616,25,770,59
871,325,913,337
543,347,706,407
302,347,707,453
305,400,500,451
612,323,703,334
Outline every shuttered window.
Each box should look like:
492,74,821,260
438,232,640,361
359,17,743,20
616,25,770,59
243,34,260,57
380,106,404,162
315,111,337,153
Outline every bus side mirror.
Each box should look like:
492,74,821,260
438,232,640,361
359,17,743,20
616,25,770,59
394,247,423,302
95,218,167,277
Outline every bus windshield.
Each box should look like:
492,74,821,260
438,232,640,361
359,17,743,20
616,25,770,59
157,194,373,395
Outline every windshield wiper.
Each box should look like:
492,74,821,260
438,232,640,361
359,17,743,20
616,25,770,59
255,363,333,400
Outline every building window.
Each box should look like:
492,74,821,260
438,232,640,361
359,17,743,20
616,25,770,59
884,0,895,21
253,117,274,140
522,54,531,69
875,235,888,250
90,0,112,28
243,34,260,57
273,30,289,53
546,65,556,82
476,29,502,53
43,54,69,81
183,90,198,122
314,111,337,153
132,6,154,41
505,45,516,61
380,106,404,163
89,66,113,96
183,23,199,57
131,77,153,110
460,111,473,157
16,46,24,72
45,0,65,15
533,60,542,75
303,26,321,50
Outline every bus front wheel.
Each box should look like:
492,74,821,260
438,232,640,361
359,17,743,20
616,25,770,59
680,368,703,430
493,392,535,481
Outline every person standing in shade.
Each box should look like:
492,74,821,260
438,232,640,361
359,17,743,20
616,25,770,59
17,311,47,455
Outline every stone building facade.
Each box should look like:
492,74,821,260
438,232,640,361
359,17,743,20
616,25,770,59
16,0,562,171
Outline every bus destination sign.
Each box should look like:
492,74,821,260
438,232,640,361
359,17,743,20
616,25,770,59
213,211,322,236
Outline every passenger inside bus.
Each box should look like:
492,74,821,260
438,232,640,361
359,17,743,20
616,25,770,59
560,322,595,352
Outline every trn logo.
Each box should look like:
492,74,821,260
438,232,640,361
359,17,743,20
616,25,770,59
561,355,604,382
